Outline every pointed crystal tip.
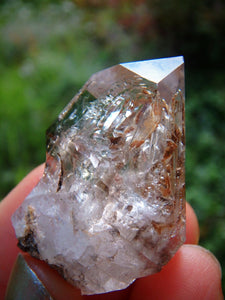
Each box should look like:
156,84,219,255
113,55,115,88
121,56,184,83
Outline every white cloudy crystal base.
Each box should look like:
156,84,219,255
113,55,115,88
12,56,185,295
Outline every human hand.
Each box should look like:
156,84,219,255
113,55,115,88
0,165,223,299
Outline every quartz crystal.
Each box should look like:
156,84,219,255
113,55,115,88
12,56,185,295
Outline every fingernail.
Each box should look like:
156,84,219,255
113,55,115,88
5,254,53,300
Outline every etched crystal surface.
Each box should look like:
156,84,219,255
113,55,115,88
12,56,185,295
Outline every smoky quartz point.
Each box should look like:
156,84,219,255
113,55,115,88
12,56,185,295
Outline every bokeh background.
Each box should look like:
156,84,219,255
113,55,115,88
0,0,224,293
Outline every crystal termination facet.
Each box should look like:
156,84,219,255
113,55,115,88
12,56,185,295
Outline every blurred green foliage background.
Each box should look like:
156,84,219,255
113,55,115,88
0,0,224,292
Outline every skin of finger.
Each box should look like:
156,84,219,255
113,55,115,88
185,202,199,245
0,164,199,299
0,164,44,299
130,244,223,300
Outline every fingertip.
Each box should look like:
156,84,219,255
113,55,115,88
0,163,44,213
130,244,223,300
183,244,222,283
181,245,223,300
0,164,44,299
185,202,199,245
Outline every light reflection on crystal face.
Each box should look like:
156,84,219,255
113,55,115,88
103,110,121,130
12,57,185,295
